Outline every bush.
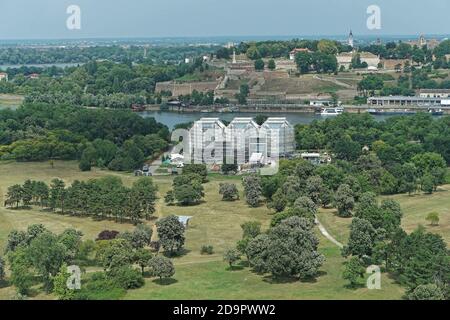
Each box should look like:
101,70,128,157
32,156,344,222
200,245,214,255
109,266,145,290
74,272,126,300
96,230,120,241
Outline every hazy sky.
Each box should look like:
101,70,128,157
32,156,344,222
0,0,449,39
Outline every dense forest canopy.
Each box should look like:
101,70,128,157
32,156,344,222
0,45,220,65
0,103,169,170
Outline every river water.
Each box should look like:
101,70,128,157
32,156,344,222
139,111,394,130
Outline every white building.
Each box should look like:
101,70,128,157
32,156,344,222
419,89,450,98
188,117,295,166
0,72,8,81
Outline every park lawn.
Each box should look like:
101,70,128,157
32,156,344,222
124,244,404,300
0,94,23,109
316,184,450,246
0,160,406,299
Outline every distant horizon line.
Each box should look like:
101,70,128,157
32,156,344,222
1,33,449,42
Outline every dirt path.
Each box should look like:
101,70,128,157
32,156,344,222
315,217,344,248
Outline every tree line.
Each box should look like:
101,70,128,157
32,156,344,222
5,176,158,223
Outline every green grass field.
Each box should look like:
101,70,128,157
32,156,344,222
317,185,450,245
0,161,411,300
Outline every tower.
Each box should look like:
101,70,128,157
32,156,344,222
348,30,354,48
232,49,237,64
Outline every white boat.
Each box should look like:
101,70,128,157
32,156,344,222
320,107,343,116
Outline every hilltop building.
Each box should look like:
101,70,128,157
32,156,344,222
0,72,8,81
348,30,354,48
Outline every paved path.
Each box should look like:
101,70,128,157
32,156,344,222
315,217,344,248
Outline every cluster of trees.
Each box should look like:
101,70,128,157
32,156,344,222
2,55,216,109
5,176,158,223
165,164,207,206
295,51,338,74
295,113,450,193
0,45,219,65
1,222,179,299
341,200,449,299
224,217,324,280
0,103,169,171
216,39,351,61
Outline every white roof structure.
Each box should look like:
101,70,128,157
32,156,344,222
249,152,264,164
170,153,184,160
177,216,192,227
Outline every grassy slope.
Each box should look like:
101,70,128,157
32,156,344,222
0,161,405,300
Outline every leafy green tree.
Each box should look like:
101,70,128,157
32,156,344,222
246,234,270,272
334,184,355,217
148,256,175,283
182,164,208,183
156,215,185,255
343,218,377,258
52,264,75,300
223,248,241,268
421,173,435,194
242,174,262,207
131,177,158,219
120,224,153,249
407,284,445,300
268,188,288,212
5,184,24,208
49,178,66,213
268,59,276,70
425,212,440,226
0,256,5,281
8,248,34,295
26,232,68,292
97,238,134,271
254,59,265,71
342,257,365,287
305,176,324,206
219,183,239,201
164,190,175,205
263,217,324,279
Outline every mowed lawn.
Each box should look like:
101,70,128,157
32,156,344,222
317,184,450,245
0,161,405,300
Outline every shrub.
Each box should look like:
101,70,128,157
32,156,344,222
96,230,119,241
109,266,145,289
200,245,214,255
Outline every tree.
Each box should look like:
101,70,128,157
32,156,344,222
268,188,287,212
334,184,355,217
173,183,203,205
305,176,324,205
425,212,440,226
223,248,241,268
5,184,24,208
295,51,313,74
120,224,153,249
26,232,68,292
8,248,34,295
182,164,208,183
148,256,175,283
0,256,5,281
407,284,445,300
53,264,76,300
254,59,265,71
421,174,435,194
131,177,158,220
268,59,276,71
342,257,365,287
134,249,153,275
242,174,262,207
156,215,185,255
263,217,324,279
254,114,268,126
241,221,261,239
246,234,270,272
49,178,66,213
343,218,377,258
219,183,239,201
97,238,134,271
164,190,175,205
